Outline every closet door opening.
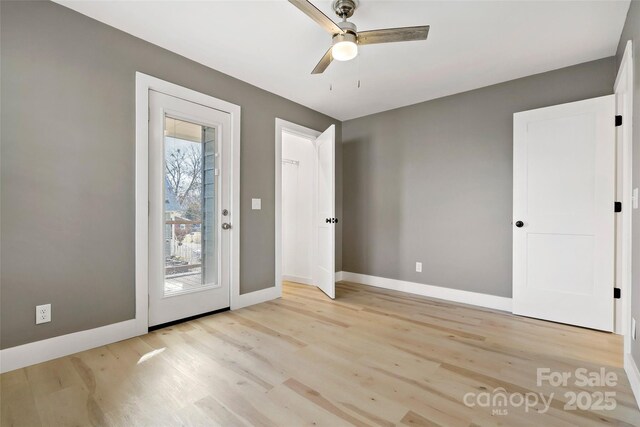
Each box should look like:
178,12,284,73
275,119,336,299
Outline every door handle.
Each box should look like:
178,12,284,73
515,221,524,228
222,223,232,230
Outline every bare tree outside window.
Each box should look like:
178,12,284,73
165,145,203,221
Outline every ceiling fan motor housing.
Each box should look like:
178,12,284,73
337,20,357,34
332,31,357,47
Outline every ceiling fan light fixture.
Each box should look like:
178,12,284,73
332,40,358,61
331,32,358,61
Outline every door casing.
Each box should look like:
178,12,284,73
135,73,241,334
614,40,634,349
275,119,323,298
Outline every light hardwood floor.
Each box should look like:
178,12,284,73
2,281,639,426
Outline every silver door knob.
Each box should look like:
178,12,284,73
222,223,231,230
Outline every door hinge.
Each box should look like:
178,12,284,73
615,201,622,213
615,115,622,127
614,287,621,299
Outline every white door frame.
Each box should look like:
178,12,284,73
614,41,634,350
136,72,241,334
275,118,321,297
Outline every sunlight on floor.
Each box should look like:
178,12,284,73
137,347,166,365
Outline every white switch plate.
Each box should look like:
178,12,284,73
415,262,422,273
251,198,261,210
633,188,639,209
36,304,51,324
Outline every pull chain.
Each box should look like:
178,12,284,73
357,50,361,89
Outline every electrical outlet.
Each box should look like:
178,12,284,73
415,262,422,273
36,304,51,324
633,318,637,341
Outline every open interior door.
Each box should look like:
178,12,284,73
513,95,615,331
315,125,336,299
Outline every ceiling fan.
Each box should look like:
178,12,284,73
289,0,430,74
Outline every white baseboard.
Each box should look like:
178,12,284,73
336,271,344,282
338,271,512,312
0,319,140,374
232,286,281,310
625,352,640,410
0,285,281,373
283,275,313,286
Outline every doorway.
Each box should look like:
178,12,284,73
148,90,232,326
282,132,316,286
275,119,337,299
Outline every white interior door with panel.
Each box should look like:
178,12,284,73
315,125,336,299
513,95,615,331
149,90,232,326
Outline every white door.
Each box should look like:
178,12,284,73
315,125,336,299
149,90,231,326
513,95,615,331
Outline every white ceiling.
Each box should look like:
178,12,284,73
55,0,630,120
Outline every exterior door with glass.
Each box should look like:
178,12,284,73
149,90,231,326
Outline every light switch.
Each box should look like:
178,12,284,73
633,188,639,209
252,198,261,210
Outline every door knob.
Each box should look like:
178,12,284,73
515,221,524,228
222,223,231,230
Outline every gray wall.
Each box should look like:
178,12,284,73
0,0,342,349
342,57,616,298
616,0,640,369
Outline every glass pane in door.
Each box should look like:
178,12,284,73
163,116,218,296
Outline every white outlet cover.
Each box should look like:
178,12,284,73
36,304,51,324
252,198,261,210
416,262,422,273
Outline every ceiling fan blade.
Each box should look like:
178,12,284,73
289,0,344,35
357,26,429,45
311,48,333,74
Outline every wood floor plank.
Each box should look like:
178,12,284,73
1,281,638,426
